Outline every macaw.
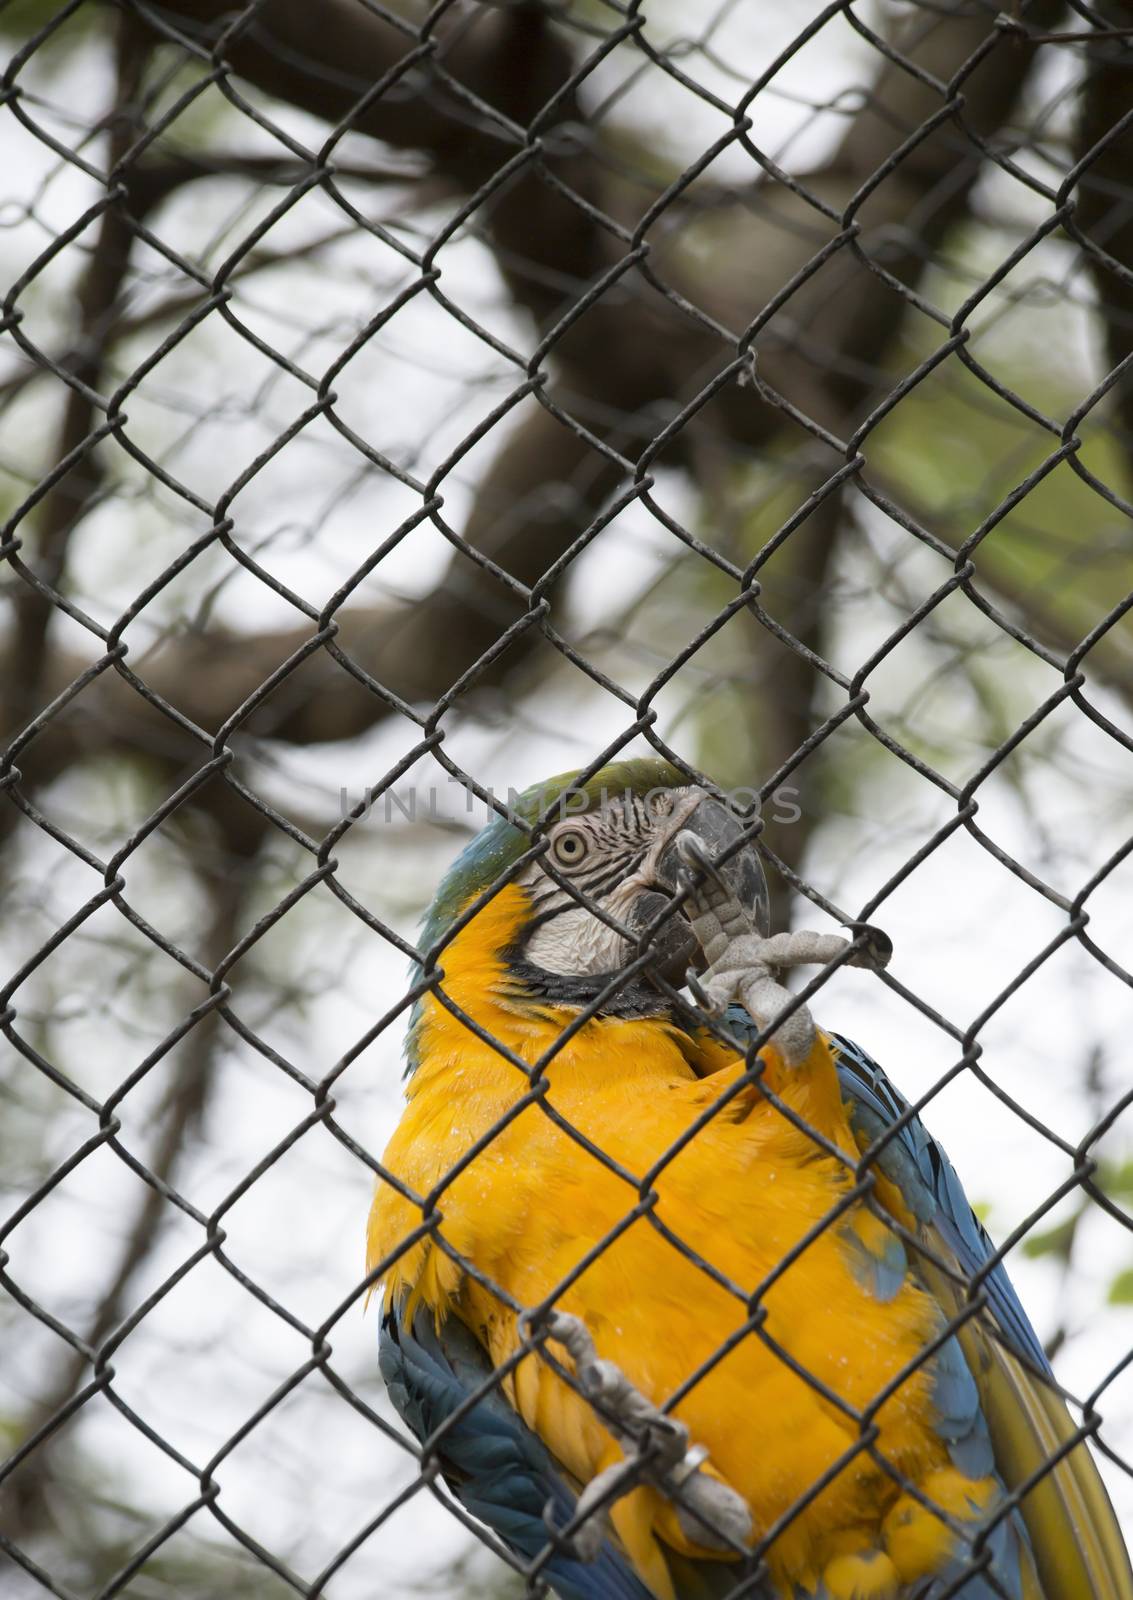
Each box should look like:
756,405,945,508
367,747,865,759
368,758,1132,1600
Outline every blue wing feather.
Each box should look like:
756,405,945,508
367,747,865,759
381,1299,764,1600
825,1030,1051,1377
380,1299,655,1600
823,1029,1133,1600
714,1007,1047,1373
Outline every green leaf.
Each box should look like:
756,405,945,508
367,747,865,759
1107,1268,1133,1306
1098,1158,1133,1201
1021,1216,1078,1261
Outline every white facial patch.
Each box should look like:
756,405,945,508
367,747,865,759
518,794,704,978
523,903,629,977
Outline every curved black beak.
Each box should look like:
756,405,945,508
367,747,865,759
657,796,770,940
629,796,770,985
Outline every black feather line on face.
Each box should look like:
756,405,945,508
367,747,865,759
506,821,675,1015
500,952,681,1020
524,839,647,932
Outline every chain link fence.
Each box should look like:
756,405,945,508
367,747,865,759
1,0,1132,1595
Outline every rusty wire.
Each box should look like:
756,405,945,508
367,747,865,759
1,0,1132,1597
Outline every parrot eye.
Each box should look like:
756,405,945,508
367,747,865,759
550,827,589,869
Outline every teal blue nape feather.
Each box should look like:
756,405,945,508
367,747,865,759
418,757,687,951
406,757,689,1070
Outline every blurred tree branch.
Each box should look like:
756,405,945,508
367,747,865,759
4,14,157,742
2,850,263,1550
1074,14,1133,453
0,12,276,1564
5,1,1066,881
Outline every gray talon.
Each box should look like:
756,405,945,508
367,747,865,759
844,921,893,972
544,1312,751,1557
673,832,886,1067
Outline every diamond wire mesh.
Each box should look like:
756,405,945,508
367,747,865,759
1,0,1132,1596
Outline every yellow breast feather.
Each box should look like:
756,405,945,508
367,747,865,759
368,885,993,1597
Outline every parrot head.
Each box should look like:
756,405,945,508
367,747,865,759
416,757,768,1019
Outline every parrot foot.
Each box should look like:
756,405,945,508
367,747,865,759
542,1311,753,1560
675,830,890,1068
